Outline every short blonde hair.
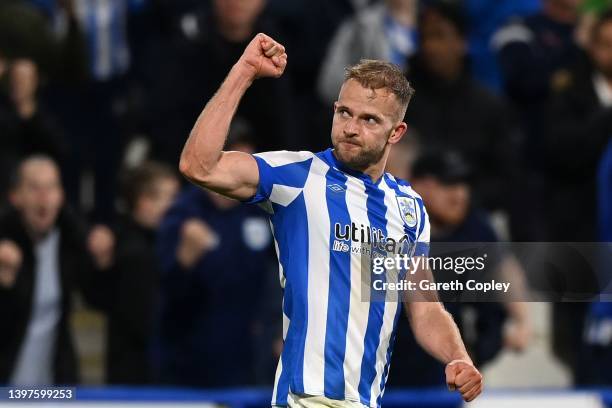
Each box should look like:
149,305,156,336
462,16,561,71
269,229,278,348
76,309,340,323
345,59,415,116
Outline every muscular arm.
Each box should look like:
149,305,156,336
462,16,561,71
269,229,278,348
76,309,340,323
406,301,483,401
403,261,483,402
405,301,471,365
179,33,287,200
179,64,259,200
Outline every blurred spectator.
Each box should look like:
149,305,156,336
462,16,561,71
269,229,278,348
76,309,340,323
31,0,147,221
87,162,179,385
0,59,68,207
22,0,89,84
545,9,612,241
579,301,612,385
390,151,532,387
599,139,612,241
539,9,612,376
495,0,581,240
266,0,370,152
576,126,612,386
0,0,88,84
154,137,276,387
71,0,144,221
575,0,612,47
465,0,541,91
27,0,145,83
269,0,369,94
0,156,97,385
318,0,418,106
146,0,295,162
411,151,494,244
404,2,521,224
0,0,59,77
493,0,582,169
71,0,145,82
389,150,514,387
409,151,532,351
16,0,88,214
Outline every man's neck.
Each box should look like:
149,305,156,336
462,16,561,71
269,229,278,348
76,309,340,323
132,211,156,230
362,164,385,183
332,150,386,183
27,226,54,243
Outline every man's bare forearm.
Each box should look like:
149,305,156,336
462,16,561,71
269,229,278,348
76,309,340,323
179,64,254,180
408,302,472,365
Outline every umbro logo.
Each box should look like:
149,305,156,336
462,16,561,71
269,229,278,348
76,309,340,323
327,184,345,193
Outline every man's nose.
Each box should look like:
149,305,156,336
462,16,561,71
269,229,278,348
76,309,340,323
343,118,359,136
36,187,52,203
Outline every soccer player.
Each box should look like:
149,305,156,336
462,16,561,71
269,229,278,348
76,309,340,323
179,33,483,407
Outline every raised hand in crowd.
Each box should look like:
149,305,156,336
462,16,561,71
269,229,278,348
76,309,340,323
176,218,219,269
9,59,39,120
88,225,116,270
0,240,22,288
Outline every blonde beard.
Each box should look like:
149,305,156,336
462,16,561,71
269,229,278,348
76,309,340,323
333,141,387,170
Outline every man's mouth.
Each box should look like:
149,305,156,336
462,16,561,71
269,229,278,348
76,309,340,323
340,140,361,148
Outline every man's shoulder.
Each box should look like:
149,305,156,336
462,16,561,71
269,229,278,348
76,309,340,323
249,151,320,196
253,150,316,167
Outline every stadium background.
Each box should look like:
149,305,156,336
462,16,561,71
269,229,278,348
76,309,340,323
0,0,612,406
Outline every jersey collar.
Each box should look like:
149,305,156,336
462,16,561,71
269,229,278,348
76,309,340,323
322,148,384,186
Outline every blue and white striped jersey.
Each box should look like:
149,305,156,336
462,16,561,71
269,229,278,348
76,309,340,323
246,149,430,407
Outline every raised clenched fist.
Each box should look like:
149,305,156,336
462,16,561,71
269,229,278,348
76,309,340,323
177,218,219,269
445,359,483,402
0,240,22,288
237,33,287,80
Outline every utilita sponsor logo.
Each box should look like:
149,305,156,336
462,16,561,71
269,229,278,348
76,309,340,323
332,222,410,254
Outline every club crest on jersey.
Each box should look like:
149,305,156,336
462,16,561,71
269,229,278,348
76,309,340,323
396,197,418,228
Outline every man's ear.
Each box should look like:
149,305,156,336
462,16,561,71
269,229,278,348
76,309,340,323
389,122,408,145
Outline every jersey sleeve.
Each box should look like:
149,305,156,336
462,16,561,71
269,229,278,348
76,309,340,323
243,151,315,207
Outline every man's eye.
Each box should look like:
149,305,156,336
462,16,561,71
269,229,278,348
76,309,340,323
366,117,377,125
340,110,350,118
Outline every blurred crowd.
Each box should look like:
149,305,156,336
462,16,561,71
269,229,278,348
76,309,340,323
0,0,611,390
